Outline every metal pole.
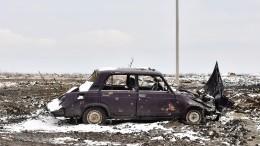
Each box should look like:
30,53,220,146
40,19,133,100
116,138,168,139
176,0,180,86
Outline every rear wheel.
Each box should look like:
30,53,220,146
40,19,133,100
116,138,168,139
185,110,203,124
83,108,106,124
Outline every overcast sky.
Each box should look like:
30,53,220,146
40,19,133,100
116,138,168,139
0,0,259,74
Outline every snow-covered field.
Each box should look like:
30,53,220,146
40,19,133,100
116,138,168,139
2,113,209,145
2,110,259,145
0,72,259,145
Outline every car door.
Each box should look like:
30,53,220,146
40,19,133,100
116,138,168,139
136,75,176,117
137,91,176,117
100,74,138,117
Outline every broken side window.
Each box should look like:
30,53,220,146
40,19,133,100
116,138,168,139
102,75,136,90
138,75,167,91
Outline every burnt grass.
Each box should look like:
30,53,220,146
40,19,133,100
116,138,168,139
0,73,259,146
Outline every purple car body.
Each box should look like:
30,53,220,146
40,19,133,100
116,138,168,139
47,64,234,124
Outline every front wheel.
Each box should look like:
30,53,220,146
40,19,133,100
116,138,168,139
185,110,204,124
83,108,106,124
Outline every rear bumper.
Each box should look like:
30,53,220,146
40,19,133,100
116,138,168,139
50,108,64,117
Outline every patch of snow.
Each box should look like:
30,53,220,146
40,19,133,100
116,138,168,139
113,121,171,134
66,86,78,93
219,116,232,125
98,67,118,71
173,126,210,141
252,73,260,76
135,67,154,70
3,115,215,143
221,72,230,76
208,131,214,136
257,125,260,131
151,136,164,140
31,109,45,117
47,99,62,112
51,137,78,144
126,143,141,146
84,140,121,146
222,74,260,87
251,117,260,131
226,111,252,120
0,82,17,88
173,132,198,141
221,141,231,146
233,93,243,98
248,93,260,98
5,116,60,132
0,117,8,123
4,116,170,134
79,81,93,91
169,126,209,142
171,137,176,142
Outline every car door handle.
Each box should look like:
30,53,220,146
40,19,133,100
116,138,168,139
139,94,146,97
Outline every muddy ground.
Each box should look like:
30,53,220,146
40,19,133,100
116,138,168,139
0,73,259,146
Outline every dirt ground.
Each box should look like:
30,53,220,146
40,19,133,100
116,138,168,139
0,73,259,146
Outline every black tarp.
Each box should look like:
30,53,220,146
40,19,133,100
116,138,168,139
204,62,234,111
204,62,224,96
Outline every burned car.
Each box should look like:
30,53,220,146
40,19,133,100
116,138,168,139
47,63,234,124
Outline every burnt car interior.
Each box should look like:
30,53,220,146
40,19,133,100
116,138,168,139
102,75,136,90
127,76,136,90
138,75,167,91
102,74,169,92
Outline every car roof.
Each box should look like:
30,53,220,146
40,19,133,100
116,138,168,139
97,68,163,76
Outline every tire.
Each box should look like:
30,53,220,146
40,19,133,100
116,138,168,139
185,109,203,125
82,108,106,124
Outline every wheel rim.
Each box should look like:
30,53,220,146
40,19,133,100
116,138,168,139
187,111,201,123
87,110,102,124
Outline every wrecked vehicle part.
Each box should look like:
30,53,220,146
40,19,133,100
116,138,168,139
47,97,65,117
178,62,234,122
204,62,234,111
82,107,107,124
47,70,100,117
203,62,234,121
47,98,62,112
47,87,79,116
185,109,203,124
47,64,234,125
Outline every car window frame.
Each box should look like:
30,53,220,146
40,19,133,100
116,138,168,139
100,74,137,91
